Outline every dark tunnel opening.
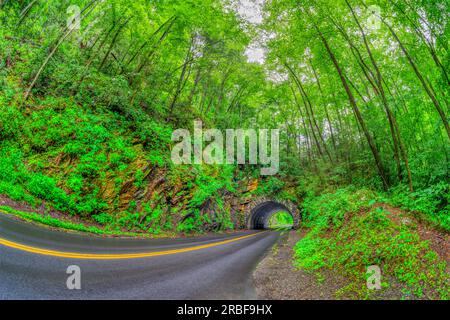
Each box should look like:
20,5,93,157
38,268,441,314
248,201,294,230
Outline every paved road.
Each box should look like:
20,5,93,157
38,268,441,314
0,213,280,299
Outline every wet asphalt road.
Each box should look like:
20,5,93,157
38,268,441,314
0,213,280,299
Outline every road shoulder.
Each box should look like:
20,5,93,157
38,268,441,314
253,230,346,300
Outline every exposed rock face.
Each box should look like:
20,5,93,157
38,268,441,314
49,152,299,232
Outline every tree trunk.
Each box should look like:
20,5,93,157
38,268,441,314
375,6,450,140
313,21,390,190
346,0,413,190
284,62,333,163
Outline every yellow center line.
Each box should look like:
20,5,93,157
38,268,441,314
0,232,263,260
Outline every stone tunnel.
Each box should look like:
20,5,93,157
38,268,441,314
242,197,300,230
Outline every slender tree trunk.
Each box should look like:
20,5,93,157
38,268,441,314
387,0,449,85
125,16,176,70
135,17,176,74
373,6,450,140
313,21,390,190
187,67,202,107
24,0,99,101
284,62,333,163
168,36,195,118
17,0,39,26
310,61,338,155
75,19,119,92
290,86,315,164
99,16,132,70
294,82,325,160
346,0,413,190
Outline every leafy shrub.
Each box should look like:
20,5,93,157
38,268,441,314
388,183,450,231
294,188,449,299
255,176,285,196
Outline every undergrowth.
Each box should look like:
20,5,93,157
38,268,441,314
294,187,449,300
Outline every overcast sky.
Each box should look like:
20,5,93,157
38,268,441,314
236,0,265,24
234,0,266,64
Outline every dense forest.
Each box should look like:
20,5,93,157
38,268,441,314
0,0,448,299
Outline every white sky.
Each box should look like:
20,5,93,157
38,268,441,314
230,0,288,82
236,0,265,24
234,0,266,64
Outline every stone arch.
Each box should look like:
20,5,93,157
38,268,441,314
242,197,300,230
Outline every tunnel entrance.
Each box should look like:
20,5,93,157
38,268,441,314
248,201,294,230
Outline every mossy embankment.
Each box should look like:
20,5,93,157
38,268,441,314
0,100,245,236
0,99,299,236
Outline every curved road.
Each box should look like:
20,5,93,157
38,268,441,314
0,213,280,299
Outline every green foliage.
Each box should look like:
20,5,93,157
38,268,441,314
387,183,450,231
301,187,376,230
255,177,285,196
188,165,236,208
294,188,449,299
177,209,209,233
92,213,113,226
262,0,449,191
268,211,294,229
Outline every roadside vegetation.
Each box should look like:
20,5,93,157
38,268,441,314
268,211,294,229
0,0,448,299
294,187,448,299
0,0,269,235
